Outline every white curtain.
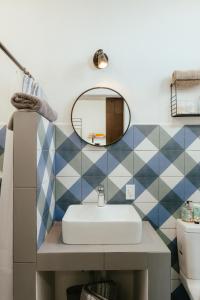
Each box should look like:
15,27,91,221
0,129,13,300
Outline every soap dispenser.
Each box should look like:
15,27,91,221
181,201,193,222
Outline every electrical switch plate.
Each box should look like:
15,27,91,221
126,184,135,200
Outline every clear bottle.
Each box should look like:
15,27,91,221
181,201,193,222
193,203,200,224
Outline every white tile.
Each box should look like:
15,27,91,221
135,188,158,203
185,150,200,163
160,228,176,241
160,215,177,229
171,268,180,280
108,176,131,189
186,189,200,202
57,176,80,189
160,125,184,148
82,150,106,163
109,163,132,177
82,190,99,204
135,150,158,163
186,138,200,151
56,151,81,177
56,177,81,200
134,202,157,216
135,138,158,151
160,163,184,177
37,210,42,240
57,163,80,177
159,177,184,200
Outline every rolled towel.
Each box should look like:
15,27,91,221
8,92,57,130
172,70,200,84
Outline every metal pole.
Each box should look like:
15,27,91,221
0,41,33,78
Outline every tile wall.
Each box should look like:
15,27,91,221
37,117,55,248
55,123,200,299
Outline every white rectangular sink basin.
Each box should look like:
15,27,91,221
62,205,142,245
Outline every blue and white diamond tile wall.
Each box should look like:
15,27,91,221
0,125,6,173
55,123,200,298
37,117,55,248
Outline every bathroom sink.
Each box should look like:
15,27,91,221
62,205,142,245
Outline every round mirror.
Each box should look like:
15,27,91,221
71,87,131,147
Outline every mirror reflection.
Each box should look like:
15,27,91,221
71,87,131,146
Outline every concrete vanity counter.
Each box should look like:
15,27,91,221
37,221,169,271
36,221,171,300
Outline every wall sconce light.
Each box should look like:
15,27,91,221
93,49,108,69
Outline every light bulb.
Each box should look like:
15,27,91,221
93,49,108,69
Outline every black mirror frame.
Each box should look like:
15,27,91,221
71,87,131,147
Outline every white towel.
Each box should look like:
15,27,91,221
172,70,200,87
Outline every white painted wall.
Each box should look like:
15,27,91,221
0,0,200,125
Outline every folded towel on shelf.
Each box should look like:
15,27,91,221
172,70,200,86
8,92,57,130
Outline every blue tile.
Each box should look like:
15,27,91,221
134,151,159,177
133,126,146,149
171,284,190,300
0,126,6,150
147,152,160,175
135,164,159,177
160,150,183,163
159,150,184,176
134,177,158,201
56,128,82,151
108,125,133,150
162,129,184,150
168,238,179,272
185,126,199,149
82,151,108,176
108,177,133,204
185,125,200,149
82,176,106,200
186,164,200,177
144,204,159,229
37,221,46,248
158,203,172,227
133,125,159,150
108,150,133,176
55,179,81,220
158,201,182,227
185,177,200,199
55,151,80,175
37,151,49,186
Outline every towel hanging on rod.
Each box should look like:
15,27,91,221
0,41,33,78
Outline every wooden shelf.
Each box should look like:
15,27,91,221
170,81,200,117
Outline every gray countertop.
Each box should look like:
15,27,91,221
38,221,169,254
37,221,170,272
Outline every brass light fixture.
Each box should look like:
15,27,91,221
93,49,108,69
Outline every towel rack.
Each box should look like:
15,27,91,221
171,79,200,117
0,41,33,78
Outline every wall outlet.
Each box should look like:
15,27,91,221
126,184,135,200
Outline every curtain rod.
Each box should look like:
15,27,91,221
0,41,33,78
